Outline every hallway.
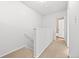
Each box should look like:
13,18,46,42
2,37,68,58
39,37,68,58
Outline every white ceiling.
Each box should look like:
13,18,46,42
22,1,68,15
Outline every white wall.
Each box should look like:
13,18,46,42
0,1,68,57
68,1,79,57
33,10,67,57
42,10,67,41
0,1,42,56
34,27,53,57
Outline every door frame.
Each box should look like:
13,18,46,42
56,17,65,39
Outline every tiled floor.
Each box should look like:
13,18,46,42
2,37,69,58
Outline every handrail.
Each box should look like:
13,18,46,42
24,33,33,41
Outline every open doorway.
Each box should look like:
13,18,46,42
56,17,64,40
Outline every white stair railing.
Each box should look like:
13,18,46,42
33,27,53,57
24,27,53,58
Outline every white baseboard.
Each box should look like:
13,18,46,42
0,40,53,58
25,45,33,50
34,40,53,58
0,45,25,57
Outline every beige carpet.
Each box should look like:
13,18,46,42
2,37,68,58
39,38,69,58
2,48,33,58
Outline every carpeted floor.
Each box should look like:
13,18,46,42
2,37,69,58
